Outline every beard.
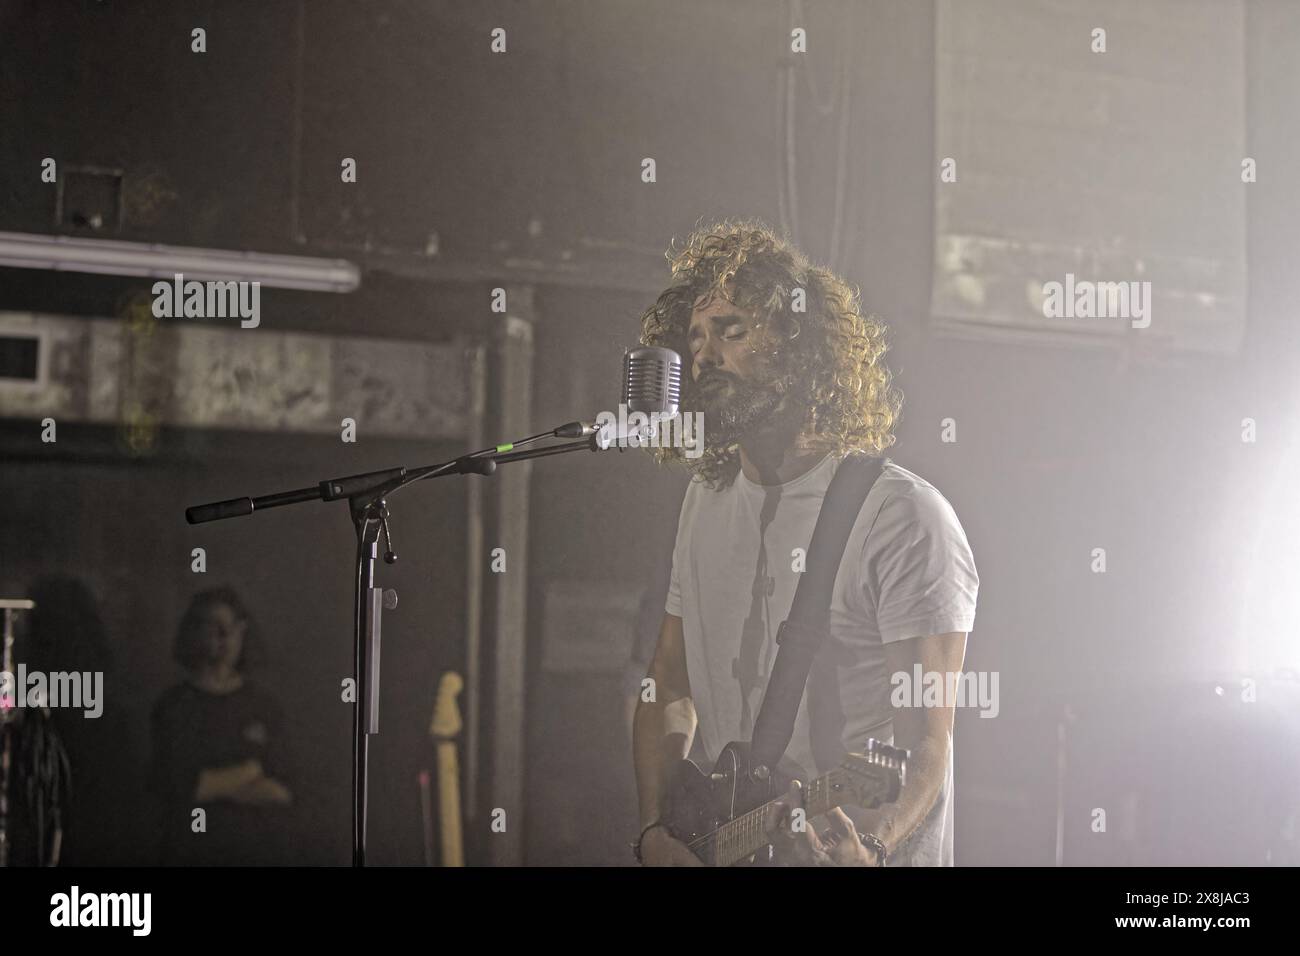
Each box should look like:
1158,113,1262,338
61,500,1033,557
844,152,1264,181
695,369,792,447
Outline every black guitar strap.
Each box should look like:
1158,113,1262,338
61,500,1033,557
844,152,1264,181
749,453,888,778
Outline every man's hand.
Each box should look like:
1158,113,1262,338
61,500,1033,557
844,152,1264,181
764,781,878,867
639,824,704,867
194,758,264,802
229,776,293,806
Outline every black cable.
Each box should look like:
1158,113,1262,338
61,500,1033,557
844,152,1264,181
17,710,73,866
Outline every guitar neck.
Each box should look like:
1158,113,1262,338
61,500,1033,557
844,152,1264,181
701,772,842,868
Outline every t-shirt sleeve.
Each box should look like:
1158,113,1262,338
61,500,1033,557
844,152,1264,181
149,693,203,805
665,546,683,617
664,484,692,618
258,692,290,785
863,486,978,644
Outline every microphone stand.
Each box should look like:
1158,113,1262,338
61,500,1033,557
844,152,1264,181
184,430,615,867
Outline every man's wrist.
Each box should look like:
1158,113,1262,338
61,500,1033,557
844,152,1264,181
859,831,888,866
632,820,666,863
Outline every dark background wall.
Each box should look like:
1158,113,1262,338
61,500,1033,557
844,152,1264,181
2,1,1297,865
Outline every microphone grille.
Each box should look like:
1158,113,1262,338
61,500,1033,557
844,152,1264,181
623,347,681,416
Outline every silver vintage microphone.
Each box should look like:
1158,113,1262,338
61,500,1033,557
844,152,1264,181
554,346,682,447
622,346,682,417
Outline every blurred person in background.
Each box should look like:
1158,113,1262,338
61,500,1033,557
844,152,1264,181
149,586,294,865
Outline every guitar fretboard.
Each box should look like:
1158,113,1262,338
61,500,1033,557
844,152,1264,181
689,772,840,868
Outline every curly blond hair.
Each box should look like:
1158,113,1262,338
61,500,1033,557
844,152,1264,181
639,218,901,488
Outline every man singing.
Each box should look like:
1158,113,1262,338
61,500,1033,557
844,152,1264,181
632,219,978,866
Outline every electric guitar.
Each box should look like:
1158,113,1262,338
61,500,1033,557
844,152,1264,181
427,672,465,867
663,739,907,866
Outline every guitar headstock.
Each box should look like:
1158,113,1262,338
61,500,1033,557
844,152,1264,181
428,671,464,740
831,739,908,809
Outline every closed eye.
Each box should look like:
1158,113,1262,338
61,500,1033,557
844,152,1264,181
687,315,749,352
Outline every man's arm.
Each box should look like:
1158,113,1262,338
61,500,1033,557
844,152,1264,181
768,630,967,865
855,630,968,858
633,612,695,827
194,759,264,802
632,612,703,865
767,631,967,866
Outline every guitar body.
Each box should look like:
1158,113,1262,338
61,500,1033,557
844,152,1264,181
664,742,788,866
660,739,908,867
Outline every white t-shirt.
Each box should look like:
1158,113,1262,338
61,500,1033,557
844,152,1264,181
664,454,978,865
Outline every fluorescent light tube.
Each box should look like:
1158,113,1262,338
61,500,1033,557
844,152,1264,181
0,231,360,292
